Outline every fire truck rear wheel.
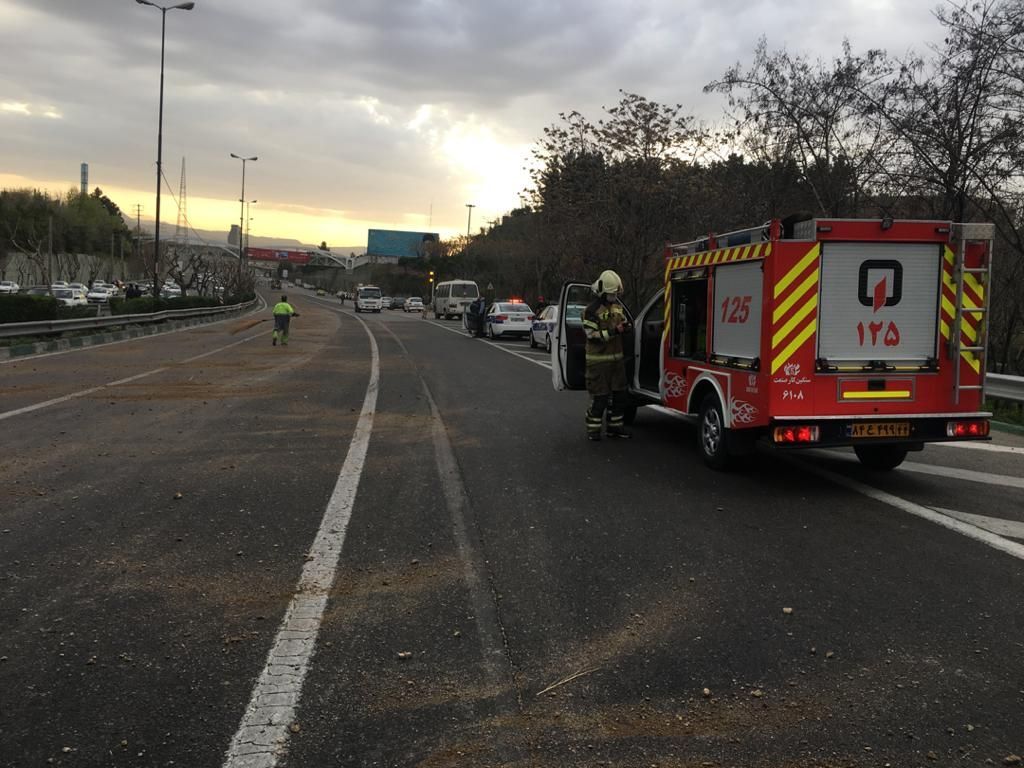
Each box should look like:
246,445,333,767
698,394,731,470
853,444,909,471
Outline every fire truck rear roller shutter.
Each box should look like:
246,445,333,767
817,242,941,365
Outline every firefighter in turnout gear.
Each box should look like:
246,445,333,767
582,270,632,440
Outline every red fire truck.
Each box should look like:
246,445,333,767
552,218,994,470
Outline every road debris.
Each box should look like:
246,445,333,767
535,667,600,697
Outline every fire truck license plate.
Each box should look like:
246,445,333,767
849,422,911,439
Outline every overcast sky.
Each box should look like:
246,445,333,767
0,0,947,247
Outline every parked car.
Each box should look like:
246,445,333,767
19,285,52,296
529,305,558,351
486,302,534,339
390,296,406,310
316,288,326,296
68,282,88,294
51,281,69,289
0,280,20,294
53,288,88,306
86,286,115,303
529,303,586,351
404,296,423,312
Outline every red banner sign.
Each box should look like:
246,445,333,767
246,248,312,265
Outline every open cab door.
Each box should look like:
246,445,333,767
551,282,637,391
551,282,592,391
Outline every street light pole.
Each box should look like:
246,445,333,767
231,153,257,283
465,203,476,236
245,198,257,252
137,0,195,301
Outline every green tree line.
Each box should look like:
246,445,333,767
0,187,132,285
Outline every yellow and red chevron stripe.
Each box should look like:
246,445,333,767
664,241,772,279
940,246,985,373
770,244,820,374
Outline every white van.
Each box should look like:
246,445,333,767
432,280,479,319
355,285,383,313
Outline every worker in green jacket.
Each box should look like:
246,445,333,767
581,270,632,441
271,295,299,346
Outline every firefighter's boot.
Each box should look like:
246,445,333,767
585,407,603,441
606,410,632,439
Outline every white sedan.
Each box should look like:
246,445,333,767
86,286,113,303
485,302,534,339
404,297,424,312
0,280,19,294
54,288,88,306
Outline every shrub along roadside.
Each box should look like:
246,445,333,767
56,305,100,320
0,294,58,323
109,293,255,316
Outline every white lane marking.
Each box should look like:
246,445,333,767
223,312,379,768
425,319,551,370
930,441,1024,455
811,450,1024,491
0,331,269,423
375,322,517,702
930,507,1024,540
0,294,268,366
787,456,1024,562
901,460,1024,489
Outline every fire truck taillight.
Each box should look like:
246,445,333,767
772,426,820,444
946,420,990,438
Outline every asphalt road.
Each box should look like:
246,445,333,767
1,290,1022,768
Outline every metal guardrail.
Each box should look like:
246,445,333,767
986,373,1024,404
0,297,258,340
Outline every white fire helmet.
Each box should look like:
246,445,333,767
591,269,623,296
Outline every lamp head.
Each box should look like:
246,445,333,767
174,2,196,9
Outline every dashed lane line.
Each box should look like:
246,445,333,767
223,310,379,768
375,321,522,712
0,330,270,423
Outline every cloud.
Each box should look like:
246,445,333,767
0,0,948,242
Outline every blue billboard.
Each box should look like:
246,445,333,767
366,229,439,259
